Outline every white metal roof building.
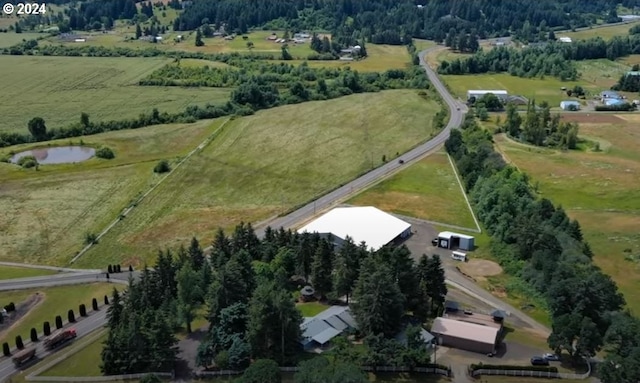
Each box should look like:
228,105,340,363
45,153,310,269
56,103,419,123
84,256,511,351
466,90,509,101
431,317,500,354
558,36,572,43
560,100,581,110
297,206,412,251
436,231,475,251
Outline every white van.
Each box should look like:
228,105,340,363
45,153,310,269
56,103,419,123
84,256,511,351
451,251,466,262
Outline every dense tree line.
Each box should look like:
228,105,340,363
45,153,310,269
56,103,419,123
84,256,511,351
193,223,448,371
173,0,627,49
500,101,579,149
445,116,628,374
440,34,640,80
612,64,640,92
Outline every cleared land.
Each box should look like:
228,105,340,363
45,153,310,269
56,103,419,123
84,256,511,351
494,116,640,315
75,90,441,268
278,44,412,72
0,32,43,48
0,283,117,345
0,119,221,265
0,56,231,133
0,265,58,280
561,20,640,41
349,150,477,229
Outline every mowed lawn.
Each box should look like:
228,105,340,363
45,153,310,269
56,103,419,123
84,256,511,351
75,90,441,268
494,117,640,314
0,32,43,48
0,119,221,265
0,56,231,133
0,265,58,280
349,150,477,229
0,283,117,345
285,44,413,72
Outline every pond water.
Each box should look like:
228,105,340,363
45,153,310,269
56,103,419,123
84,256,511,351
10,146,96,165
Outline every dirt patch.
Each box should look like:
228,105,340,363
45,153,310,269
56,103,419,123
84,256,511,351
0,292,45,338
560,113,625,124
459,259,503,279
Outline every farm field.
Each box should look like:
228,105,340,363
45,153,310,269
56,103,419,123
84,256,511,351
0,55,231,133
349,150,477,229
0,283,117,345
561,20,640,41
494,114,640,314
0,119,221,265
278,44,412,72
0,32,43,48
0,265,58,280
75,90,442,268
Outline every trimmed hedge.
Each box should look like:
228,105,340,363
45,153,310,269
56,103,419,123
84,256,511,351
470,364,558,373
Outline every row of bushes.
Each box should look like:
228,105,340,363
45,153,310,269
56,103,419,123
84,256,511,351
1,295,112,356
107,264,134,273
469,364,558,373
594,103,636,111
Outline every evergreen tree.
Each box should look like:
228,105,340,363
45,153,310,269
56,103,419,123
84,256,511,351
421,255,447,314
195,28,204,47
188,237,205,270
135,23,142,39
211,228,232,267
350,257,405,337
311,239,333,299
176,262,203,333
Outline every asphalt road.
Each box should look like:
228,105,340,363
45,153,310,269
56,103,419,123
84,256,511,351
0,309,107,382
0,272,132,291
255,46,466,237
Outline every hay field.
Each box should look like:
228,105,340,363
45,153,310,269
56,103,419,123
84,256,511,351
0,56,231,133
0,32,43,48
76,90,441,268
495,119,640,313
561,20,640,41
280,44,412,72
0,119,220,265
349,150,477,229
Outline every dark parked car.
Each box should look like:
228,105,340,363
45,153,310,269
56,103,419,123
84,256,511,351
398,159,404,164
531,356,549,366
431,238,439,246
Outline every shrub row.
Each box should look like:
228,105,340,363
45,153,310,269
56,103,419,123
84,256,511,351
1,295,111,355
594,103,636,111
469,364,558,373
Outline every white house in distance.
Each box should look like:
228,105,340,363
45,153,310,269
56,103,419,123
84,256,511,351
297,206,412,251
466,90,509,102
560,100,581,110
558,36,572,43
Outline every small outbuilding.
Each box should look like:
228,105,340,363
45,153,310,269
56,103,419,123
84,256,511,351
436,231,475,251
300,286,315,302
560,100,581,110
431,317,500,354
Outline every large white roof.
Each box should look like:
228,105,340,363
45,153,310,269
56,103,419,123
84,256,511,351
467,90,508,95
297,206,411,251
431,317,499,345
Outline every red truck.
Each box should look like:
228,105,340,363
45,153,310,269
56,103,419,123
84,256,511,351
42,328,77,350
12,347,36,367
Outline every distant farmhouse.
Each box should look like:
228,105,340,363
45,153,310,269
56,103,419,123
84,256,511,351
558,36,572,43
466,90,509,102
560,100,581,111
600,90,622,102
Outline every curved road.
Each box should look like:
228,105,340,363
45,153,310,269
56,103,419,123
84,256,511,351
255,47,467,237
0,45,551,382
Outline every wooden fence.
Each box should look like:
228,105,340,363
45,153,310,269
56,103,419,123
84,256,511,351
471,364,591,380
26,372,173,382
196,365,450,377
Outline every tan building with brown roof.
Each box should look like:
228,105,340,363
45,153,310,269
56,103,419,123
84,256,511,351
430,315,502,354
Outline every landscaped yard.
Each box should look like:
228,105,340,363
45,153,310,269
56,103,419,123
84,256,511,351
494,116,640,315
297,302,329,317
0,119,221,265
349,150,477,229
74,90,442,268
0,265,58,280
0,55,231,133
0,283,117,345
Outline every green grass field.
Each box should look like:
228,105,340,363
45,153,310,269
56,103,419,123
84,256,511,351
74,90,441,268
441,73,591,106
0,32,43,48
494,115,640,315
0,283,117,345
296,302,329,317
349,150,477,229
0,55,231,133
0,119,221,265
0,265,58,280
41,332,107,376
561,20,640,41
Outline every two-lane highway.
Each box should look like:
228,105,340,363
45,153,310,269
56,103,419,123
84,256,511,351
256,47,466,237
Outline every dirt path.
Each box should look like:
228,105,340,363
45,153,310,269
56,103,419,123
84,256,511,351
0,293,45,340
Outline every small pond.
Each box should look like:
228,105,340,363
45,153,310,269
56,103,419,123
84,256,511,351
10,146,96,165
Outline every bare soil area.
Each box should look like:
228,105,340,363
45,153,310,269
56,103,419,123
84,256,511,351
0,293,44,338
459,259,503,281
560,113,625,124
